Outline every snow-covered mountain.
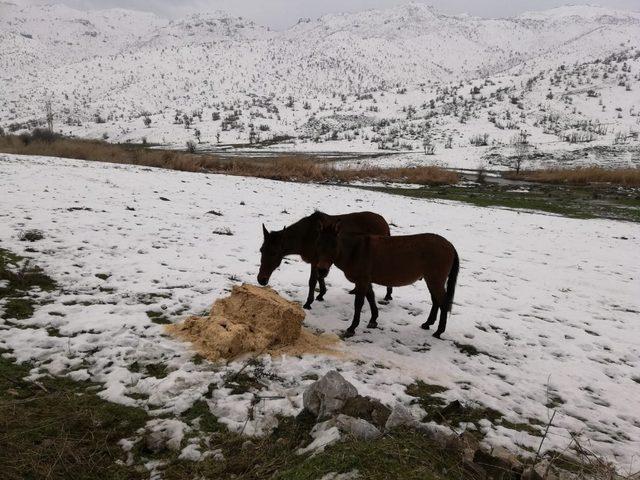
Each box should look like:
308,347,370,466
1,2,639,166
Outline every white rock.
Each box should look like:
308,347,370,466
384,403,418,430
335,414,382,441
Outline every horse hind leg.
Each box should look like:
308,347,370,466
421,290,440,330
384,287,393,302
433,307,449,339
421,278,446,338
344,283,368,338
378,286,393,305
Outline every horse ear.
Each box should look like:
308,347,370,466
262,224,270,239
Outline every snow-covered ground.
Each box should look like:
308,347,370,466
1,154,639,468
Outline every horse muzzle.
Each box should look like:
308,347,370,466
257,275,269,286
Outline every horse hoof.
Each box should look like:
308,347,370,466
341,329,355,339
384,296,393,302
378,300,389,306
366,322,378,329
421,323,430,330
303,303,312,310
315,296,324,302
432,332,443,339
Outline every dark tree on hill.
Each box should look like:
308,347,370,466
45,101,54,132
143,116,152,128
511,130,531,174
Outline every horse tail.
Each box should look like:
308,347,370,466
445,249,459,312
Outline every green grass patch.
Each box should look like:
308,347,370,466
273,428,467,480
0,354,148,480
405,381,449,418
2,297,35,319
0,248,57,321
146,310,172,324
405,381,540,437
362,183,640,222
181,400,222,432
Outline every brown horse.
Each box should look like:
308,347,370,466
257,211,393,309
316,222,459,339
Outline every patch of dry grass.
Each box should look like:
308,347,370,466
506,167,640,187
0,134,458,186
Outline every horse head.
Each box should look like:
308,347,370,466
257,224,285,286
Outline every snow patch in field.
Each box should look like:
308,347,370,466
0,154,639,467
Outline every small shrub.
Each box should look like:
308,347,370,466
212,227,234,236
470,133,489,146
30,128,59,143
186,140,197,153
18,229,44,242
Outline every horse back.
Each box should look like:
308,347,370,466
332,211,390,237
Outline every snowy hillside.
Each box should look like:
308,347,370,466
1,2,639,167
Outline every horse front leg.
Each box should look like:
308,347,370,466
344,283,367,338
303,266,318,310
316,275,327,301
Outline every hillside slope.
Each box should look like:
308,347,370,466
1,2,639,167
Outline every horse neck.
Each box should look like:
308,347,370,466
280,219,310,255
281,212,326,257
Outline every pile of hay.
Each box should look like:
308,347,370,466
167,284,340,361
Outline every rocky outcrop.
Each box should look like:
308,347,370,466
299,371,567,480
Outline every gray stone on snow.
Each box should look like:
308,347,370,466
303,370,358,420
335,414,382,441
384,403,419,430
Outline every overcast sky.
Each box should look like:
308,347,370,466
16,1,640,29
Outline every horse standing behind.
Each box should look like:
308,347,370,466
316,221,459,338
257,211,393,309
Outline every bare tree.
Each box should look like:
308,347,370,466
511,130,531,174
423,137,435,155
45,101,54,132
